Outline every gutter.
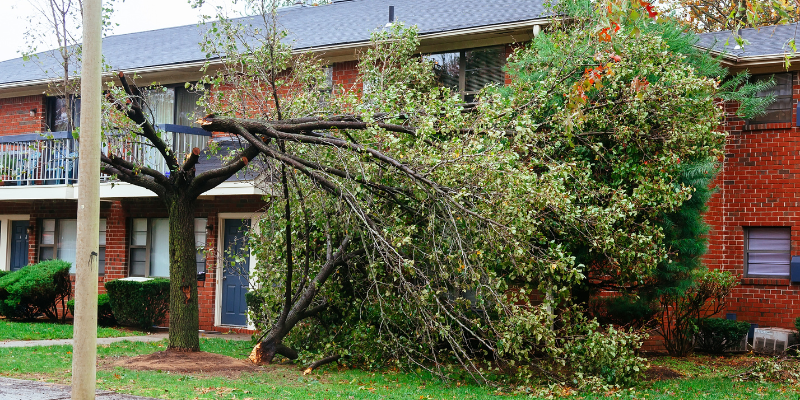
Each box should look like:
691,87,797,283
694,45,797,68
0,17,549,94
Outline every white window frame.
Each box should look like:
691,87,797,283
744,226,792,278
129,217,207,278
39,218,106,274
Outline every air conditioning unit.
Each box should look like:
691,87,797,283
753,328,796,355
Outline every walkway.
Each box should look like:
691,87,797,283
0,377,159,399
0,332,251,348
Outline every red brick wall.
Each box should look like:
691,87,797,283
332,60,360,90
704,71,800,330
0,95,47,136
109,196,266,330
1,195,267,331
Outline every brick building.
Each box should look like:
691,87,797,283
0,0,546,331
697,25,800,331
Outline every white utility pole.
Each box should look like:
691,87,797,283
72,0,102,398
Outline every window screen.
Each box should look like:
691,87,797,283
749,73,794,124
745,227,791,277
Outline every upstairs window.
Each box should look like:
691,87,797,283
141,85,203,127
47,96,81,132
745,227,791,278
318,66,334,106
425,46,506,102
748,73,793,125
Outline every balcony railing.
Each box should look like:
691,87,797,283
0,125,210,186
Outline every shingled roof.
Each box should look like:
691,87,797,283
0,0,548,86
696,23,800,60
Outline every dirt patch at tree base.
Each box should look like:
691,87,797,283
644,366,683,381
107,350,266,378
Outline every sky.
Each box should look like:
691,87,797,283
0,0,251,62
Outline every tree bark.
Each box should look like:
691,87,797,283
166,195,200,351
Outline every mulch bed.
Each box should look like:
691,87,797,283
644,366,683,381
107,350,264,378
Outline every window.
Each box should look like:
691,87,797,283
318,66,334,106
195,218,208,279
425,46,506,102
40,218,106,274
47,96,81,132
142,85,203,127
749,73,793,125
130,217,207,278
745,227,791,277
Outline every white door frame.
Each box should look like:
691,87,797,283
0,215,30,272
215,213,257,329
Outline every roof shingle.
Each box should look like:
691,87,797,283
0,0,547,86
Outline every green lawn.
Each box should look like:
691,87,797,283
0,339,797,399
0,320,144,340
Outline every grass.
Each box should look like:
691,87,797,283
0,339,798,399
0,320,144,340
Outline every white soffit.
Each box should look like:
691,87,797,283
0,180,265,200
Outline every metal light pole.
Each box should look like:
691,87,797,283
72,0,102,398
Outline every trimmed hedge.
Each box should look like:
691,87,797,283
104,278,169,330
0,260,72,321
0,270,11,280
67,293,116,326
695,318,750,353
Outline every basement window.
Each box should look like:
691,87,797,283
748,73,794,125
745,227,791,278
425,46,506,102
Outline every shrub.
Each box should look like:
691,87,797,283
67,293,116,326
0,260,71,321
657,269,738,356
0,270,11,280
795,317,800,343
104,278,169,330
695,318,749,353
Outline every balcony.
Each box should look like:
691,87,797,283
0,125,211,187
